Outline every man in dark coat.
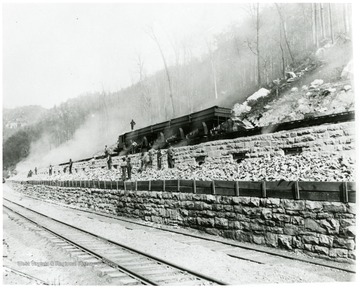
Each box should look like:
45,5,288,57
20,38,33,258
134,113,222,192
120,157,127,181
167,146,175,168
126,156,132,179
107,154,112,170
130,119,136,130
157,148,162,170
69,159,73,174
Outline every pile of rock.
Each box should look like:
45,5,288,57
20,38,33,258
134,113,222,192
251,80,354,127
134,153,354,182
232,88,270,120
18,152,354,183
230,52,354,129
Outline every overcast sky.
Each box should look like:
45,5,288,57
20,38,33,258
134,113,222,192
3,2,247,109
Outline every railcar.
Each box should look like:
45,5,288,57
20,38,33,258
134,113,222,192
115,106,231,153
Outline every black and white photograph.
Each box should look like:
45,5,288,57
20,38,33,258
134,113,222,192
1,0,357,286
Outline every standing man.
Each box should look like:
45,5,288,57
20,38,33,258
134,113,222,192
120,157,127,181
104,145,109,157
69,159,73,174
126,156,132,180
131,141,137,154
139,151,144,172
130,119,136,130
34,167,37,175
167,146,175,168
148,149,153,168
142,151,150,171
107,154,112,170
157,148,162,170
90,157,96,169
49,165,53,176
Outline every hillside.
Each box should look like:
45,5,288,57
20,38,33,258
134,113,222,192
2,3,353,175
231,38,353,129
3,105,47,140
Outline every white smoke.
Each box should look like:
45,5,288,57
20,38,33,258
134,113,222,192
16,108,132,174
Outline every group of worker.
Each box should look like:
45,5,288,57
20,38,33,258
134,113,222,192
118,146,175,181
29,159,73,177
49,159,73,176
119,156,132,181
28,143,174,180
27,167,37,178
104,143,175,181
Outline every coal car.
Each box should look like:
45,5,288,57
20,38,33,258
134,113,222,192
115,106,231,153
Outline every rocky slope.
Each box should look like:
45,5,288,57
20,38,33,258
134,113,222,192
231,40,354,130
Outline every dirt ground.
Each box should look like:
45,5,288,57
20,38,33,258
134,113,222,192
2,203,113,285
2,183,357,286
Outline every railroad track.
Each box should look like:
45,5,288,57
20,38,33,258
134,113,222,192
3,266,49,285
43,200,356,274
72,207,356,274
3,199,227,286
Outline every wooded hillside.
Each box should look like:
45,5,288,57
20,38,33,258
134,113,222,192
3,3,353,175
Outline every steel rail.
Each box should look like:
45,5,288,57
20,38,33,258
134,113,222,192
3,204,156,285
77,207,357,274
108,214,357,274
6,193,355,274
3,198,228,285
25,195,355,274
3,265,49,285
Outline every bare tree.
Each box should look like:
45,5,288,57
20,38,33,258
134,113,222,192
320,3,325,39
169,34,185,113
328,3,334,44
206,40,219,99
147,26,175,117
314,3,320,48
243,3,261,87
343,4,349,34
300,4,310,50
279,21,286,79
134,52,152,123
312,3,316,47
256,3,261,86
180,41,194,112
99,87,109,139
275,3,294,63
135,52,145,82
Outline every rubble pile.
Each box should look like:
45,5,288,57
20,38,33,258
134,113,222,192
18,152,354,183
134,153,354,182
341,60,353,80
249,81,354,127
230,59,316,126
230,50,354,129
232,88,270,120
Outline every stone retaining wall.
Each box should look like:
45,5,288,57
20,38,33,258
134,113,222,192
11,182,356,262
174,121,355,165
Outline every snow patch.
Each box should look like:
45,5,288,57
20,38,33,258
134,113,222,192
247,88,270,102
232,102,251,117
310,79,324,87
341,60,353,80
